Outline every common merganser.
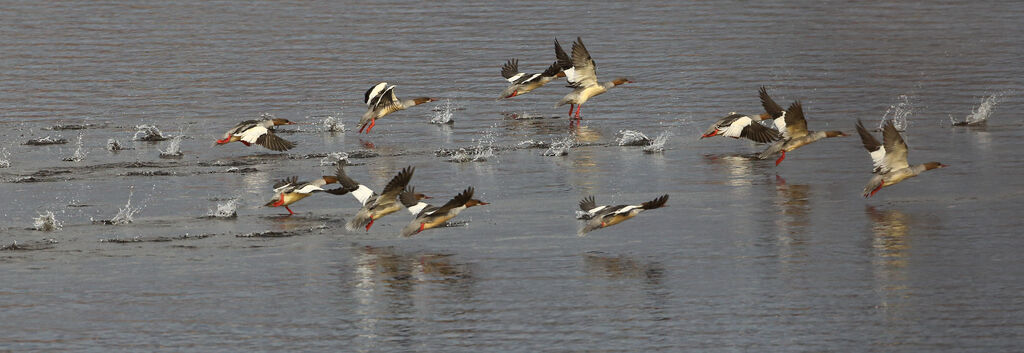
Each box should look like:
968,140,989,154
855,119,946,198
700,113,781,143
337,165,423,231
215,118,296,151
757,101,848,165
555,37,633,125
359,82,437,133
577,194,669,236
264,165,350,215
398,186,488,237
497,59,565,99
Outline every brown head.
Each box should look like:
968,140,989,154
465,199,489,207
555,71,567,78
415,193,432,200
611,78,634,86
271,118,296,126
321,176,339,184
825,130,848,138
923,162,947,170
412,97,437,105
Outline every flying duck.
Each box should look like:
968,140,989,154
398,186,488,237
856,119,946,198
555,37,633,125
337,165,422,231
757,101,848,165
215,118,296,151
264,165,350,215
359,82,437,133
577,194,669,236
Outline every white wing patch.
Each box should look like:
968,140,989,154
407,202,428,215
237,125,269,143
506,73,525,83
522,73,541,83
295,184,324,194
563,67,578,84
773,115,788,138
366,82,389,106
722,116,753,138
870,146,887,173
586,205,607,215
613,205,641,215
351,185,374,205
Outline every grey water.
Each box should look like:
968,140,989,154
2,0,1024,351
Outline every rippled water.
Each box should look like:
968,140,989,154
2,1,1023,351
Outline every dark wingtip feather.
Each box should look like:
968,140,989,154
579,196,596,212
399,186,418,207
641,194,669,210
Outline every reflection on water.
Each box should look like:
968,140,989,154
583,251,664,284
349,245,475,350
866,205,913,323
703,154,758,187
773,175,811,234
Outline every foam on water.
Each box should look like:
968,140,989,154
62,133,88,162
0,147,10,168
320,152,349,166
33,211,63,231
430,99,457,124
133,124,167,141
95,187,141,225
207,199,239,218
616,130,652,146
643,131,673,153
319,115,345,132
106,138,124,152
542,134,575,156
880,95,912,131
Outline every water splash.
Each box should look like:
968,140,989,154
133,124,167,141
62,133,88,162
206,199,239,218
320,115,345,132
0,147,10,168
616,130,652,146
880,95,912,131
33,211,63,231
954,93,1000,126
430,99,457,124
320,152,349,166
449,125,497,162
643,131,673,153
159,135,184,158
542,135,576,156
94,187,141,225
106,138,124,152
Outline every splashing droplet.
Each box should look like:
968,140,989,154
33,211,63,231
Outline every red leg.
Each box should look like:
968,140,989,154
241,141,251,146
775,150,786,166
358,124,366,133
568,104,574,117
366,119,375,133
418,222,425,233
285,206,294,215
365,217,374,231
574,105,582,119
271,193,285,207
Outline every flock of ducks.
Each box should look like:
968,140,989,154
213,37,945,237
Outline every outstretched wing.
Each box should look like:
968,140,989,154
364,82,389,106
431,187,474,216
881,120,910,171
759,86,786,119
741,120,781,143
567,37,598,88
783,101,809,139
641,194,669,210
856,119,888,174
501,59,522,82
273,176,299,193
255,132,295,151
335,164,374,205
399,186,430,216
380,166,415,200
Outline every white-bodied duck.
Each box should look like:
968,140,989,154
359,82,437,133
265,165,350,215
215,118,296,151
701,113,781,143
498,59,565,99
855,119,946,198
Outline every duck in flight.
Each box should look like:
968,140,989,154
555,37,633,125
215,118,297,152
577,194,669,236
398,186,488,237
855,119,946,198
359,82,437,133
757,101,848,165
265,165,350,215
